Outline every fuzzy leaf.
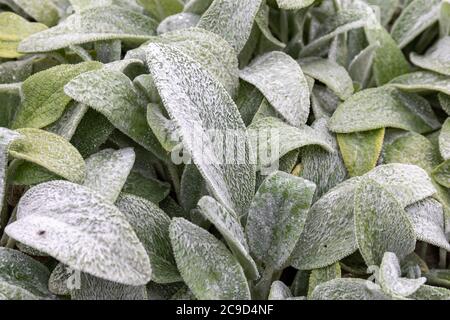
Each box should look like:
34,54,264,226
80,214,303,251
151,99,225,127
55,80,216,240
363,0,399,27
246,171,316,270
9,128,85,183
240,51,310,127
156,13,200,35
122,172,170,204
83,148,135,203
19,5,158,53
268,281,293,300
248,117,333,171
411,37,450,76
439,93,450,115
432,160,450,188
64,68,169,162
390,0,441,49
388,71,450,96
440,118,450,160
146,43,255,216
405,198,450,251
276,0,315,10
169,218,251,300
0,248,53,300
337,129,385,177
12,62,102,129
198,196,259,280
307,263,341,298
116,193,180,283
410,285,450,300
5,181,152,286
379,252,426,298
0,12,47,58
311,278,389,300
291,164,435,270
299,57,354,100
329,87,440,134
197,0,262,53
137,0,183,21
0,128,20,212
354,179,416,267
348,43,378,88
12,0,60,26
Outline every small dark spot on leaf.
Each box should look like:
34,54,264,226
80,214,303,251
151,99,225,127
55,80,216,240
37,230,46,236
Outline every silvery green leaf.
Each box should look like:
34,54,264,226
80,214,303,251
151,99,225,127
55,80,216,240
183,0,213,14
70,109,115,158
391,0,441,49
354,179,416,267
311,278,389,300
0,58,33,84
384,132,441,173
337,128,385,177
329,87,440,134
137,0,183,21
169,218,251,300
292,164,435,270
12,0,60,26
146,43,255,217
439,93,450,115
0,12,47,58
179,164,207,213
146,104,179,152
146,282,185,300
268,281,293,300
103,59,146,78
157,13,200,35
12,62,102,130
248,117,333,171
71,273,147,300
240,51,310,127
389,71,450,96
46,102,89,140
300,9,370,57
276,0,315,10
84,148,135,203
5,181,152,286
116,193,181,283
440,118,450,160
0,128,20,213
246,171,316,270
48,263,71,296
236,81,265,126
69,0,143,12
405,198,450,251
9,128,86,183
409,285,450,300
307,263,341,298
0,83,21,128
0,248,53,300
19,6,158,53
122,171,170,204
197,0,262,53
299,57,354,100
348,43,377,88
254,2,285,52
198,196,259,280
301,118,347,202
365,25,410,85
64,68,169,162
363,0,399,26
432,160,450,188
310,85,340,119
11,161,59,186
379,252,426,298
411,37,450,76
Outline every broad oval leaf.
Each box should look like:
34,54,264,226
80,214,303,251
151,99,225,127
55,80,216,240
291,164,436,270
411,37,450,76
5,181,152,286
240,51,310,127
0,248,53,300
268,281,293,300
157,13,200,35
388,71,450,96
19,5,158,53
311,278,389,300
137,0,183,21
432,160,450,189
64,68,169,162
299,57,354,100
169,218,251,300
307,263,341,298
354,179,416,267
390,0,441,49
12,0,60,26
83,148,135,203
12,62,102,130
198,196,259,280
439,118,450,160
146,43,255,217
246,171,316,270
276,0,315,10
0,128,21,213
197,0,263,53
116,193,181,283
329,87,440,134
9,128,86,184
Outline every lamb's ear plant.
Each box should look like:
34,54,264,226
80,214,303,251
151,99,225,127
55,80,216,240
0,0,450,301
